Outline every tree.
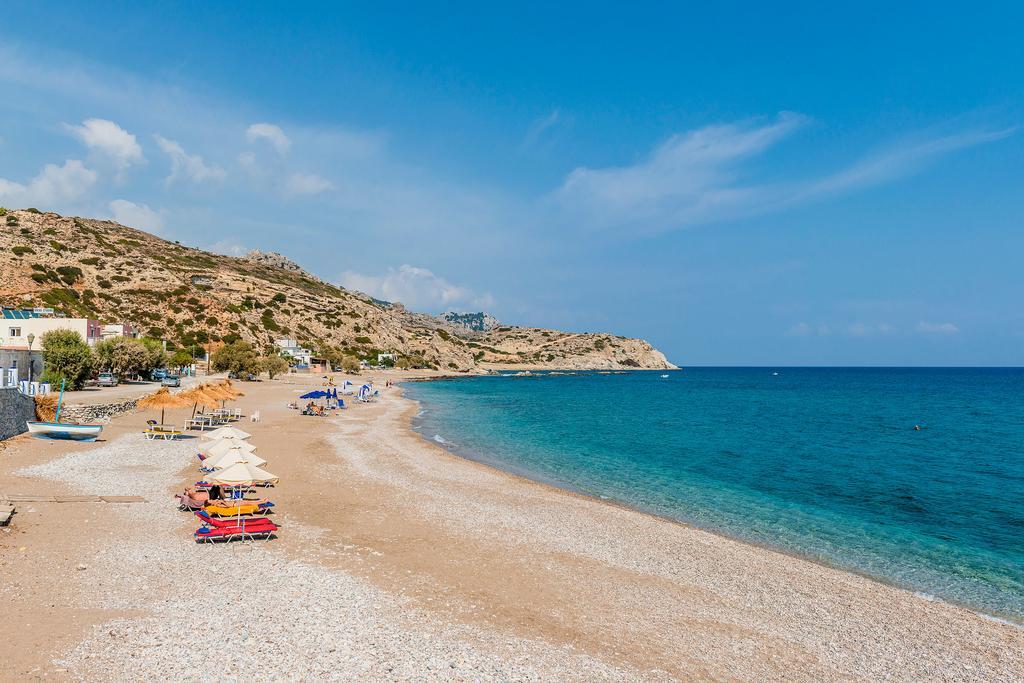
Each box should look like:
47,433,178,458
210,340,261,376
395,356,412,370
341,355,361,374
170,348,193,370
261,354,289,379
92,337,168,379
41,329,94,389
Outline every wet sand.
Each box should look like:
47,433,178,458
1,372,1022,681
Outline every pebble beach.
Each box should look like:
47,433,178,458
1,373,1022,681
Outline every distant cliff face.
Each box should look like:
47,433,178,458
0,209,676,371
440,311,499,333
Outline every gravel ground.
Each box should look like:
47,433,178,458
19,434,651,681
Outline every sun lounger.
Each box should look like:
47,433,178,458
194,510,277,529
203,502,274,517
194,524,276,543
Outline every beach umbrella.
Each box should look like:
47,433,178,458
137,387,192,426
206,462,278,486
203,426,252,441
204,448,267,470
182,383,221,419
200,437,257,458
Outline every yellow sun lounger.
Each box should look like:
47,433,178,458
203,504,260,517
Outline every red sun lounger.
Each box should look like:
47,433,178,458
194,510,278,529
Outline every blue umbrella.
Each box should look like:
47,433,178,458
299,390,327,399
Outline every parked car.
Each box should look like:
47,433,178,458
151,369,168,381
161,375,181,387
97,372,119,387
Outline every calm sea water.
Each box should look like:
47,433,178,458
405,368,1024,622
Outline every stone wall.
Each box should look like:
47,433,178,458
60,398,139,424
0,388,36,440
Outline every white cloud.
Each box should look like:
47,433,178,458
208,239,248,257
521,108,563,150
65,118,144,171
339,265,494,312
154,135,226,184
246,123,291,155
555,113,1013,235
284,172,334,197
108,199,163,233
917,321,960,335
0,159,97,207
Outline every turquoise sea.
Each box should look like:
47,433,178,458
405,368,1024,622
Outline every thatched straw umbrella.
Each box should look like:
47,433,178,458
137,387,192,427
182,383,222,419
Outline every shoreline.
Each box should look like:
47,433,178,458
2,372,1023,680
399,381,1023,629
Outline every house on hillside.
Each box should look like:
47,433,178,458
274,337,312,366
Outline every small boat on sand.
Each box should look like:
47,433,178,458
26,421,103,441
25,378,103,442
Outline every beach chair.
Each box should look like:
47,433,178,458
194,524,276,543
194,510,277,530
203,502,274,517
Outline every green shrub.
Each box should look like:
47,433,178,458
31,273,49,284
25,207,41,214
11,246,34,256
0,207,5,216
80,257,101,266
98,279,112,289
270,293,287,304
5,215,18,226
49,240,66,251
56,266,83,285
205,316,218,327
112,275,130,282
354,336,372,344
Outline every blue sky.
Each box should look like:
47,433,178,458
1,2,1022,365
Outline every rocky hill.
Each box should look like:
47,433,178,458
0,209,675,371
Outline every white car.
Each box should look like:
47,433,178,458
97,372,119,387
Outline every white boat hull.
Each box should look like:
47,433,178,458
26,421,103,442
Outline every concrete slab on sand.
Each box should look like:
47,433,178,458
98,496,147,503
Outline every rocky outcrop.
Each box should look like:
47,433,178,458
440,311,499,333
0,209,676,371
244,250,304,272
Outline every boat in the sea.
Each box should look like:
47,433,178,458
26,421,103,441
25,378,103,442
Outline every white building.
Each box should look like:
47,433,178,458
1,309,102,348
274,338,312,366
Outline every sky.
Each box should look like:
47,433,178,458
1,2,1022,365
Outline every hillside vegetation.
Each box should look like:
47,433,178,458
0,209,674,371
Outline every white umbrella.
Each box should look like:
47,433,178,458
206,462,278,486
201,437,256,458
203,426,252,441
204,448,267,470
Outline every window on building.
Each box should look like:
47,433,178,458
9,327,21,337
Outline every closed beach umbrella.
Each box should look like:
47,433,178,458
204,448,267,470
206,462,278,486
201,437,257,458
203,426,252,441
137,387,192,426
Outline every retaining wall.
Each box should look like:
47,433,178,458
0,388,37,440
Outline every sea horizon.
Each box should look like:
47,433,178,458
406,368,1024,623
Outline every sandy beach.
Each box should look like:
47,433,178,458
1,372,1022,681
